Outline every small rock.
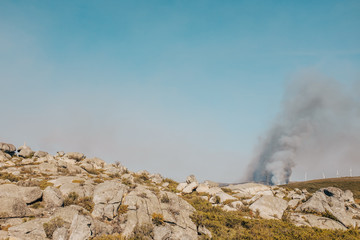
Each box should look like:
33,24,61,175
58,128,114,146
65,152,85,161
182,182,199,194
186,174,197,184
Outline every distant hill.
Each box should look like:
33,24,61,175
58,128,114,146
283,176,360,200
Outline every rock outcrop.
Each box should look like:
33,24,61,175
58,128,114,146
0,141,359,239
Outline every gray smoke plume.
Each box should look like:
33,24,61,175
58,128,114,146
247,72,360,185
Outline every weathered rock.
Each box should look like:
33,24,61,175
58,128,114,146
80,162,95,173
38,162,58,174
94,219,113,236
296,187,359,227
43,186,64,207
290,213,346,230
182,182,199,194
121,186,197,239
92,181,127,220
33,151,48,158
0,197,32,218
0,184,42,204
227,183,271,198
250,195,288,219
0,142,16,154
59,182,94,198
8,218,47,240
210,191,237,204
65,152,85,161
0,151,11,161
153,225,172,240
150,173,163,184
53,227,68,240
86,157,105,169
68,213,95,240
176,182,187,192
17,144,34,158
198,225,212,238
186,175,197,184
196,183,210,193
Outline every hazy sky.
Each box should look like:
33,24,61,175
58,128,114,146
1,1,359,182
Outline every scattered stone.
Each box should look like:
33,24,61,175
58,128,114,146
65,152,85,161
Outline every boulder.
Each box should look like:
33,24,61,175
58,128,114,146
176,182,187,192
249,195,288,219
17,143,34,158
38,163,58,174
210,192,237,204
186,175,197,184
33,151,48,158
92,181,128,220
290,213,346,230
0,184,42,204
43,186,64,207
65,152,85,161
0,151,11,161
196,183,210,193
121,186,197,239
53,227,68,240
8,218,47,240
0,197,32,218
86,157,105,169
0,142,16,154
182,182,199,194
59,183,94,198
68,213,95,240
296,187,359,227
227,183,271,198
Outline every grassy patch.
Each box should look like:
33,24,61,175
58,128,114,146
283,177,360,200
182,192,360,239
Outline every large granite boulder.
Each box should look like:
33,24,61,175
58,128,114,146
0,197,32,218
290,213,346,230
17,143,34,158
296,187,360,227
92,181,128,220
0,184,42,204
249,195,288,219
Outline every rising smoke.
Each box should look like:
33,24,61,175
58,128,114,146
247,72,360,185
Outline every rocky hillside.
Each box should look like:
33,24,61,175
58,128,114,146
0,142,360,239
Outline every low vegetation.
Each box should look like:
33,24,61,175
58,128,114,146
182,192,360,239
151,213,164,226
283,177,360,200
64,192,95,212
0,172,21,182
43,217,64,239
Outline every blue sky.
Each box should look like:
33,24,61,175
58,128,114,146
1,0,359,182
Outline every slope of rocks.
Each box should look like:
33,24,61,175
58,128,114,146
1,142,360,240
